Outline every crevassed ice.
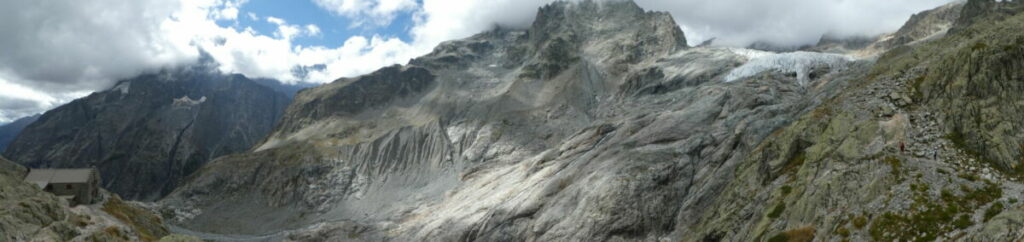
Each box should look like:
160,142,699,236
724,50,854,84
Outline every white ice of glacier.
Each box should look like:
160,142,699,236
724,50,855,84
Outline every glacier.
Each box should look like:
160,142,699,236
724,50,855,84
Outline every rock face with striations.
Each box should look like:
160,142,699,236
162,0,1024,241
3,65,291,201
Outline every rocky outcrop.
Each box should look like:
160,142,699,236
3,66,291,201
911,2,1024,174
0,156,180,241
1,155,85,241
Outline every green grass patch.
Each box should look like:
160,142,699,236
910,75,927,101
910,183,930,193
984,201,1005,222
835,227,851,237
767,203,786,219
953,214,973,229
782,152,807,177
869,181,1002,241
102,196,169,241
852,215,869,229
970,42,988,52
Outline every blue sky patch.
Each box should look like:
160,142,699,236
215,0,417,48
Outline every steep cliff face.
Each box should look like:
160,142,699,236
3,66,291,201
919,0,1024,174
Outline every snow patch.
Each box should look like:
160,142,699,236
724,51,854,84
725,47,774,60
172,96,207,107
113,81,130,95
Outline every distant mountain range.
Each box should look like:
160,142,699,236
0,114,40,152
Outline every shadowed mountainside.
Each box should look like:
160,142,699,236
4,65,292,201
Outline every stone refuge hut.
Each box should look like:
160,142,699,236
23,168,101,206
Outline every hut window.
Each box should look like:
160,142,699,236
66,184,72,189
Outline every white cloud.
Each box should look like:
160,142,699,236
266,17,302,39
266,16,286,25
410,0,553,46
306,24,322,36
0,0,199,121
210,0,247,20
247,12,258,21
635,0,955,47
0,77,89,123
312,0,418,27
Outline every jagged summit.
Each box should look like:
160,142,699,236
530,0,686,45
528,0,688,69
